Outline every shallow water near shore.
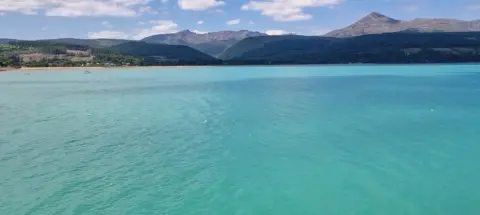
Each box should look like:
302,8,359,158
1,65,480,215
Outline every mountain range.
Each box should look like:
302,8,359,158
3,12,480,67
141,30,266,57
325,12,480,37
220,32,480,64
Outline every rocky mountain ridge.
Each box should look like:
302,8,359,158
326,12,480,37
141,30,266,57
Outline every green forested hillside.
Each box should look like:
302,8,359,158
0,39,18,44
218,35,334,61
4,31,480,68
189,40,239,57
0,40,221,67
0,41,143,67
109,41,222,65
221,32,480,64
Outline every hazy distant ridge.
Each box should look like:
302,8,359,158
141,30,266,57
326,12,480,37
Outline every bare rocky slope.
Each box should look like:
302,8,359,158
326,12,480,37
141,30,266,57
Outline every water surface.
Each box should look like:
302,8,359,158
1,65,480,215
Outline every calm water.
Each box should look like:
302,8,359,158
1,65,480,215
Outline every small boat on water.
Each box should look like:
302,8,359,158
84,70,92,74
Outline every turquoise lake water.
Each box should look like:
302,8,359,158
1,65,480,215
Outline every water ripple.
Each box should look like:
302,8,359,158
1,67,480,215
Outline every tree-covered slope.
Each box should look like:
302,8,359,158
218,35,334,60
108,41,221,65
0,41,142,67
221,32,480,64
1,39,223,67
0,39,18,44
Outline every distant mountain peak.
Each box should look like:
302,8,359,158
178,29,194,34
325,12,480,38
141,30,267,57
367,12,387,18
358,12,400,24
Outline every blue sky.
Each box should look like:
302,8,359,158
1,0,479,40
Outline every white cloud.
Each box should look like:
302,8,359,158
0,0,41,15
110,0,151,6
46,1,138,17
161,0,168,3
192,30,207,34
138,6,158,14
88,20,179,40
132,20,179,39
197,20,204,25
265,30,290,35
0,12,5,16
249,20,255,25
88,31,130,39
138,21,146,25
241,0,343,22
0,0,151,17
178,0,225,11
215,9,225,13
227,19,240,25
41,27,48,31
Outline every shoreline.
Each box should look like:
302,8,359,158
2,63,480,72
0,65,214,72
